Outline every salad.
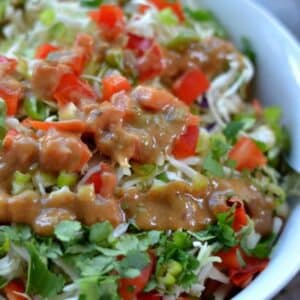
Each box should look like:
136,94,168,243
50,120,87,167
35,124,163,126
0,0,297,299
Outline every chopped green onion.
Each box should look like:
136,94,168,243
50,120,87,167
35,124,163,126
57,171,78,188
12,171,33,195
156,172,169,183
157,8,179,26
0,231,9,257
105,49,124,71
0,99,7,143
24,98,49,121
166,29,200,51
39,8,56,26
192,173,209,190
158,273,176,286
132,164,157,177
167,260,182,276
80,0,103,7
203,153,225,177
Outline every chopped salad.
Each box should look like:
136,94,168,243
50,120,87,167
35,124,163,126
0,0,296,299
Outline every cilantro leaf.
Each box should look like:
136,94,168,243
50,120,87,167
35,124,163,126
78,276,101,300
0,225,32,242
115,235,139,254
80,0,103,7
251,234,276,259
54,220,82,242
223,119,255,143
203,154,225,177
119,250,150,278
26,243,64,297
98,277,120,300
89,221,113,246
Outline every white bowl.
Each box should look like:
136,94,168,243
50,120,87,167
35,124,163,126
194,0,300,299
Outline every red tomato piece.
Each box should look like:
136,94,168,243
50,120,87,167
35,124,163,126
74,33,94,59
2,129,18,150
216,247,241,270
119,255,154,300
228,198,248,232
3,280,27,300
137,292,162,300
0,84,22,116
126,33,154,57
173,69,210,105
89,4,125,41
172,125,199,159
35,43,60,59
53,73,97,105
228,136,267,171
142,0,185,22
137,43,164,82
86,163,117,197
0,56,17,74
229,257,268,288
102,74,131,101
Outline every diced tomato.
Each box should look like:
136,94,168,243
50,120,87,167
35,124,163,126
228,136,267,171
140,0,185,22
102,74,131,101
137,43,164,82
3,280,27,300
173,69,210,105
23,119,87,133
2,129,18,150
229,257,268,288
217,246,241,270
0,56,17,74
89,4,125,41
126,33,154,57
0,84,22,116
53,73,97,105
228,198,248,232
35,43,60,59
172,125,199,159
74,33,94,59
119,254,154,300
137,292,162,300
86,163,117,197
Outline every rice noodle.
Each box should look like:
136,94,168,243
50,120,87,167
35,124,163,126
167,156,198,179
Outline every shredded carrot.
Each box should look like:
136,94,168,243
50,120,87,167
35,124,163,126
23,119,87,132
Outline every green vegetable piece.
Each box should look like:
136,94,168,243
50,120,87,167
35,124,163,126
156,172,169,182
0,0,8,23
26,243,64,297
89,221,113,245
24,98,49,121
133,163,157,177
11,171,32,195
158,273,176,286
223,118,255,143
78,276,101,300
98,277,120,300
105,48,124,70
80,0,103,7
166,30,200,51
0,231,9,257
54,220,82,242
172,231,192,249
0,99,7,143
251,233,276,259
192,173,209,190
57,171,78,188
203,153,225,177
241,37,256,64
40,8,56,26
167,260,183,276
157,8,179,25
0,225,32,242
263,106,282,125
119,250,150,278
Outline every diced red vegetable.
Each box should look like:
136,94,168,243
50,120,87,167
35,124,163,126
3,280,27,300
23,119,87,133
137,43,164,82
140,0,185,22
2,129,18,150
53,73,97,105
228,136,267,171
0,56,17,74
35,43,60,59
172,125,199,159
74,33,94,59
89,4,125,41
119,255,154,300
216,246,241,270
228,198,248,232
102,74,131,101
86,163,117,197
173,68,210,105
126,33,154,57
0,84,22,116
229,257,268,288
